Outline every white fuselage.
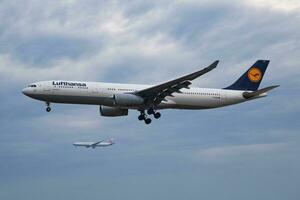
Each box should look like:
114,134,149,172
22,80,265,110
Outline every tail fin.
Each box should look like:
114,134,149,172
224,60,270,91
108,138,114,144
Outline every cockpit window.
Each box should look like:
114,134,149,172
28,84,37,88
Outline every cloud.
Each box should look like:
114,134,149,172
194,142,288,162
30,111,103,130
1,1,300,199
0,0,299,91
244,0,300,12
1,0,299,91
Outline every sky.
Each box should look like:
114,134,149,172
0,0,300,199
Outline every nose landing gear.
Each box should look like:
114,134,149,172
45,102,51,112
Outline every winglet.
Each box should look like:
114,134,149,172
202,60,219,74
182,60,219,81
212,60,219,67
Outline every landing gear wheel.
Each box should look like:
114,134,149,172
147,108,155,115
138,115,145,121
144,118,152,124
138,110,146,121
46,107,51,112
154,112,161,119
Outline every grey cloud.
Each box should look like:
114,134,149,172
1,1,300,200
0,34,101,65
1,0,299,87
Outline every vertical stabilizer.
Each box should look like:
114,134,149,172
225,60,269,91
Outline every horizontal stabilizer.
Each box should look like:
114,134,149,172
243,85,279,99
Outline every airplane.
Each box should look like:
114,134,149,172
73,139,114,148
22,60,279,125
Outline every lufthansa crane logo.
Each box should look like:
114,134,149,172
248,68,262,83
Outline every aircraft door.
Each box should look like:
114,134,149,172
43,84,52,94
92,87,99,95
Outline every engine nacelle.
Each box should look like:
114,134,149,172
113,93,144,107
99,106,128,117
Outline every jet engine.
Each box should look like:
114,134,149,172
113,93,144,107
99,106,128,117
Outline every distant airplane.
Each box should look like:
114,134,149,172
73,139,114,148
22,60,279,125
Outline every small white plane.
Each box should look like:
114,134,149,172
22,60,279,125
73,139,114,148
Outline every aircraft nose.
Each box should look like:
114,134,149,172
22,88,30,95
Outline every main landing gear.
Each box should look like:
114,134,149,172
138,110,151,124
45,102,51,112
138,108,161,125
147,108,161,119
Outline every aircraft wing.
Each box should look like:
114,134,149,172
135,60,219,105
90,140,104,147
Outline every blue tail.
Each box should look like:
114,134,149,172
224,60,269,91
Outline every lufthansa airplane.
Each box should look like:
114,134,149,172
22,60,279,124
73,139,114,148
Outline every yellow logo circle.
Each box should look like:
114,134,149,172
248,68,262,82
